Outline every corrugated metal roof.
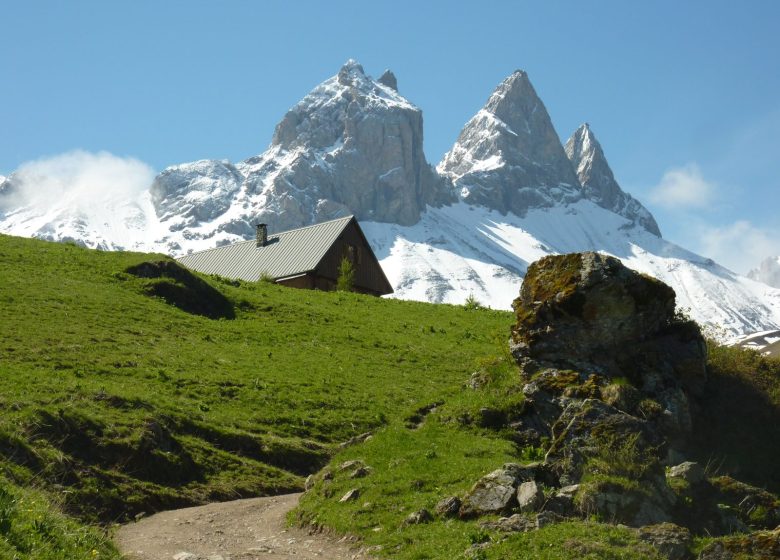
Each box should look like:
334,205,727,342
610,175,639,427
177,216,354,282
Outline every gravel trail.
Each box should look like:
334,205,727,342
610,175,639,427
114,493,368,560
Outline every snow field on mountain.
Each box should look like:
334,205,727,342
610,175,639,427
365,201,780,341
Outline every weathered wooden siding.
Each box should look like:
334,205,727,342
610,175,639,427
315,221,393,296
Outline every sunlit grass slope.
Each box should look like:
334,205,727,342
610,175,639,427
0,233,511,555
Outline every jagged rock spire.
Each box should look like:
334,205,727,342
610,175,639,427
438,70,581,216
565,124,661,236
378,69,398,91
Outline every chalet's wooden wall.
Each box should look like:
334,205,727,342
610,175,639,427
315,222,391,296
277,275,315,290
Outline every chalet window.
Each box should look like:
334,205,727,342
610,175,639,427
345,244,360,264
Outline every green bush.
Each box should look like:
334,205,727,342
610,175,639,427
336,256,355,292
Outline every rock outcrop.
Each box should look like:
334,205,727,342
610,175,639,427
451,251,780,546
511,253,707,403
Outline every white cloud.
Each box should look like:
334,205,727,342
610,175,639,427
0,150,155,212
649,163,716,209
695,220,780,274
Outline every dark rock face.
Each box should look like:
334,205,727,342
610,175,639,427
565,124,661,237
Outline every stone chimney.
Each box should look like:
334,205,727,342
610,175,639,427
256,223,267,247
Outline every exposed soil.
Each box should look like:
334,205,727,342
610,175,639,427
114,493,367,560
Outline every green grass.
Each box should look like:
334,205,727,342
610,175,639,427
0,234,511,556
0,478,117,560
296,412,662,559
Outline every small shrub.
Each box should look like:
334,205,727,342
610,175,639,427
464,293,483,311
336,257,355,292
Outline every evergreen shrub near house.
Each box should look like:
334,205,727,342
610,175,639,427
336,255,355,292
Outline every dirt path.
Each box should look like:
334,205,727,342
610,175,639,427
114,493,368,560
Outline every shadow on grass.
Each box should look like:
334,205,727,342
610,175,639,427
690,353,780,494
126,260,235,319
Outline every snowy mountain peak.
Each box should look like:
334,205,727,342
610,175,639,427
565,123,661,237
748,256,780,288
483,69,534,118
338,58,365,77
271,60,417,152
146,61,452,249
438,70,581,216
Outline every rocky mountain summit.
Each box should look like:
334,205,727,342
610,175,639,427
149,60,451,250
437,73,659,235
437,71,581,217
749,256,780,289
565,123,661,236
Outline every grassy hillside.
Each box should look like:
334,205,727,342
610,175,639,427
1,233,778,559
0,234,511,556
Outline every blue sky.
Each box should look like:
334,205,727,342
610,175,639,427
2,1,778,272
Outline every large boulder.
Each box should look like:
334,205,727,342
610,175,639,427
512,252,670,365
637,523,692,560
511,252,707,448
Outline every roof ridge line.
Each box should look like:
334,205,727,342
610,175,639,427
273,214,354,236
176,215,354,259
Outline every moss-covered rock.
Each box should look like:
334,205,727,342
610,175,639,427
511,252,677,371
637,523,692,560
698,527,780,559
